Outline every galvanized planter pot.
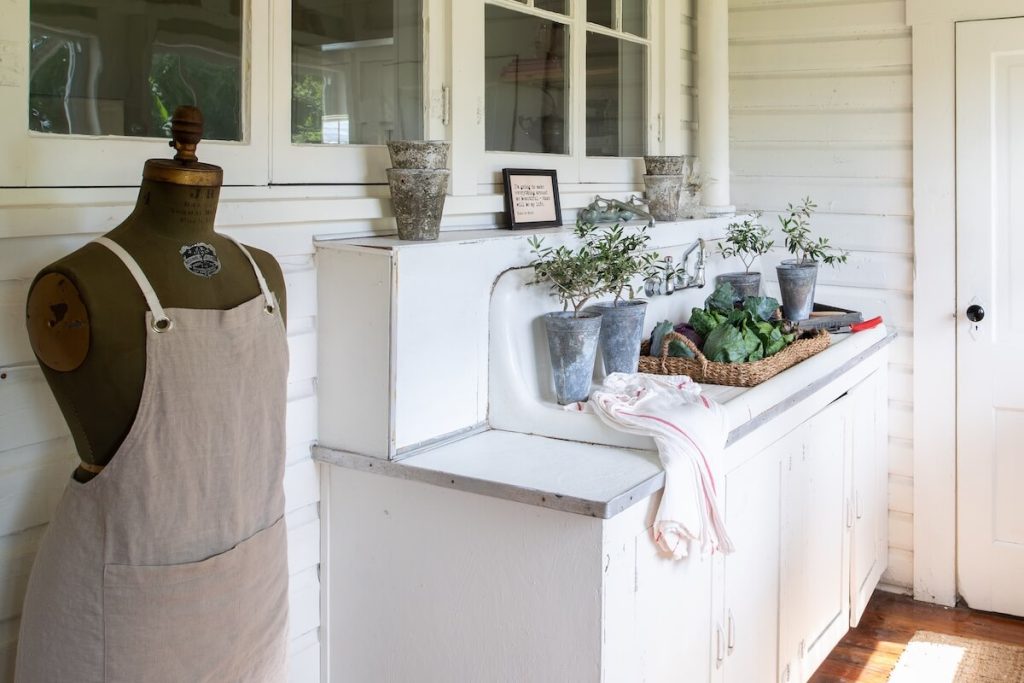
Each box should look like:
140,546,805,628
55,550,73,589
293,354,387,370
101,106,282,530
589,300,648,375
543,311,602,405
716,272,762,302
776,260,818,321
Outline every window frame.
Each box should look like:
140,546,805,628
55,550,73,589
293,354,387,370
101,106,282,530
0,0,270,187
464,0,666,190
270,0,448,185
0,0,679,191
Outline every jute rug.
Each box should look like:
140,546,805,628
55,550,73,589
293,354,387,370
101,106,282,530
888,631,1024,682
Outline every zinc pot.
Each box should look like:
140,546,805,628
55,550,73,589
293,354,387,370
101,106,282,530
643,155,684,175
776,260,818,321
589,299,648,375
543,311,603,405
643,174,685,221
387,168,450,241
716,272,762,302
386,140,451,170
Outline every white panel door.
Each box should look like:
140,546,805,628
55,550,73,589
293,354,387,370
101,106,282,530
849,371,886,627
780,401,850,682
720,439,784,683
956,17,1024,617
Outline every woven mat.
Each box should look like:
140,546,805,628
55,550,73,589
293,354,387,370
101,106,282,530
888,631,1024,682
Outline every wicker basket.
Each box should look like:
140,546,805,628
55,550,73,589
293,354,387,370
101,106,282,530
638,328,831,388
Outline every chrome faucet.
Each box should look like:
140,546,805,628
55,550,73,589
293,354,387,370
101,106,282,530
644,239,706,296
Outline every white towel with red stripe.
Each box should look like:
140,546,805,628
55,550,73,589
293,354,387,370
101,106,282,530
570,373,733,558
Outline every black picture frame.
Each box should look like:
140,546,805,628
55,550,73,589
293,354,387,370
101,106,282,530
501,168,563,230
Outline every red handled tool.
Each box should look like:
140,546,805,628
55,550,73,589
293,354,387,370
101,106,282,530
834,316,883,334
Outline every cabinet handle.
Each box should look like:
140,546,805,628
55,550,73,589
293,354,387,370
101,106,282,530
856,491,864,520
727,609,736,652
846,498,854,528
716,624,726,664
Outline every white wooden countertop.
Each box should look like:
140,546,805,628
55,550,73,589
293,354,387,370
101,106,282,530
314,327,895,518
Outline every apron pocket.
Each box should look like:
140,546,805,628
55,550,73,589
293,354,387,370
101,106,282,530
103,517,288,683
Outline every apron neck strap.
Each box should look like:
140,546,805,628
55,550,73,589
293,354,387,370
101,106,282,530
223,235,277,313
94,237,172,331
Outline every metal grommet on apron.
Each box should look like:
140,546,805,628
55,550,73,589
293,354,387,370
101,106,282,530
15,236,290,683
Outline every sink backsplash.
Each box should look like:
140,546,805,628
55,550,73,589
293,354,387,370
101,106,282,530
316,217,747,460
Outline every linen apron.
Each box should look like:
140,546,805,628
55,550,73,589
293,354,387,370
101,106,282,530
15,236,290,683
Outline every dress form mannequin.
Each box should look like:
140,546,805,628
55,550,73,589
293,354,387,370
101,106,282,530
26,107,287,483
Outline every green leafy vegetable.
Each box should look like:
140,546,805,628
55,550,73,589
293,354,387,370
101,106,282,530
649,320,675,356
742,295,780,322
705,282,737,313
685,283,799,363
667,339,696,359
689,308,726,339
703,325,747,363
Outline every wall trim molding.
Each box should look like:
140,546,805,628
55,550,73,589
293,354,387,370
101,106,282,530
907,0,1020,607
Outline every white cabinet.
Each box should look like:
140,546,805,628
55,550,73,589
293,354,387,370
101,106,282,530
712,368,889,683
715,439,786,683
317,348,892,682
780,402,851,682
849,371,890,626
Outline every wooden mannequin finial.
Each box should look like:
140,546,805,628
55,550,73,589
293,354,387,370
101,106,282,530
169,105,204,163
142,105,223,187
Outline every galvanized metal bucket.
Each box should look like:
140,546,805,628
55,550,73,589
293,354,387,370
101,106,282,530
776,261,818,321
543,311,602,405
589,300,648,375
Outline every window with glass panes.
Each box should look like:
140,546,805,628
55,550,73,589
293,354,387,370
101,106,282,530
483,0,649,159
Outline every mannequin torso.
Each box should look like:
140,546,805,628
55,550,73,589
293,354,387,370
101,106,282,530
26,180,287,482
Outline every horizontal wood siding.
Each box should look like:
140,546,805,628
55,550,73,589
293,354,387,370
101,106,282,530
0,172,681,680
728,0,913,589
0,195,327,681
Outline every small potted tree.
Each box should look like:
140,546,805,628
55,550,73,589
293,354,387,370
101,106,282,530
529,222,608,404
776,198,848,321
716,212,773,301
588,224,659,375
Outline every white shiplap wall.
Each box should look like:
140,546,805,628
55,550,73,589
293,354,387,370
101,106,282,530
728,0,914,590
0,188,325,681
0,179,689,681
0,3,701,678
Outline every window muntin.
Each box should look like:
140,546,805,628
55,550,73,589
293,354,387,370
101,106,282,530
484,5,569,154
291,0,423,146
29,0,243,140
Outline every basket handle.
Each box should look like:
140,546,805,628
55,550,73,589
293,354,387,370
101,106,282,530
658,330,709,373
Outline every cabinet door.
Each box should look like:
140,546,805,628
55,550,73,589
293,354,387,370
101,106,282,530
780,400,851,681
720,440,785,683
849,370,887,626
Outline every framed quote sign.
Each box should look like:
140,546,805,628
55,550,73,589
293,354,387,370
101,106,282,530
501,168,563,230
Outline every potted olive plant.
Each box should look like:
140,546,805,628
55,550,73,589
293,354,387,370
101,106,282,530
776,198,848,321
588,224,659,375
529,222,608,404
716,212,773,301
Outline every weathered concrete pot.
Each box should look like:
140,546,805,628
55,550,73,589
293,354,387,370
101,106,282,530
387,140,451,170
590,299,648,375
643,174,685,221
387,168,449,241
716,272,762,303
681,188,703,219
776,260,818,321
644,155,683,175
543,311,602,405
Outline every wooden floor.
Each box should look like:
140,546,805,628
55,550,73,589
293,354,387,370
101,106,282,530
809,591,1024,682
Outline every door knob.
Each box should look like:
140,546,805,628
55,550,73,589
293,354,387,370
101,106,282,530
966,304,985,323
